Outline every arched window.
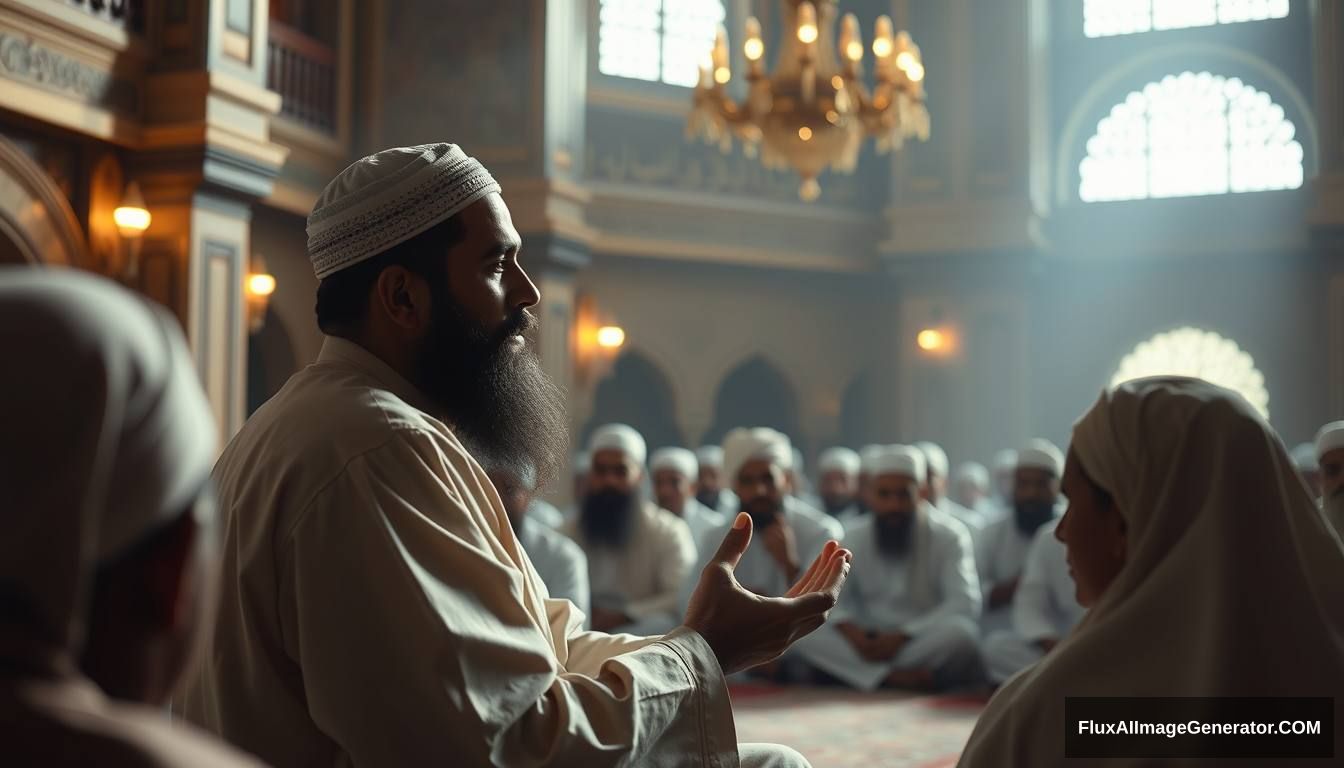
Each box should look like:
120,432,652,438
1111,327,1269,419
597,0,725,87
1079,71,1302,202
1084,0,1289,38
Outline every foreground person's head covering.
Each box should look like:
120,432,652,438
0,269,217,658
307,143,501,279
958,377,1344,768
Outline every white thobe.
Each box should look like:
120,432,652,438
711,488,739,515
834,503,866,531
975,512,1059,633
793,511,983,690
982,525,1086,683
566,501,697,636
677,498,728,553
937,497,986,532
526,497,565,529
177,337,740,767
517,515,590,623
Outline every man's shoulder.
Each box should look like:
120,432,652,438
787,498,845,539
644,502,694,540
527,520,587,564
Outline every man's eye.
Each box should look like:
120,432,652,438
491,260,507,274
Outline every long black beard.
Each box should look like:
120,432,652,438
695,489,719,508
741,495,783,530
823,496,853,517
1014,500,1056,537
580,488,640,549
416,286,568,491
874,513,914,559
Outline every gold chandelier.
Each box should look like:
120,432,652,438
687,0,930,201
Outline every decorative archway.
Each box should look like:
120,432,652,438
581,349,684,451
0,136,87,267
1111,326,1269,418
702,355,803,452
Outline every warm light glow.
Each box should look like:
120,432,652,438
113,206,151,234
906,62,925,82
831,74,845,90
896,51,916,71
714,66,731,84
826,110,839,124
596,326,626,349
917,329,946,351
872,37,893,58
846,40,864,61
798,126,813,141
247,273,276,297
744,37,764,61
797,1,818,44
798,23,818,44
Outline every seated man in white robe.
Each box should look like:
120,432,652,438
952,461,995,519
917,441,986,534
179,143,853,768
981,521,1084,684
651,446,727,547
976,440,1064,634
487,463,590,622
817,447,862,522
566,424,697,635
1315,421,1344,536
696,445,740,514
795,446,983,691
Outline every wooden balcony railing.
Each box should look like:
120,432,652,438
267,21,337,136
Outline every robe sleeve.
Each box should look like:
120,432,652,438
624,514,697,623
901,522,982,636
278,431,739,767
1011,529,1059,642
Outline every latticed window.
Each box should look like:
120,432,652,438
1084,0,1289,38
1111,327,1269,418
598,0,725,87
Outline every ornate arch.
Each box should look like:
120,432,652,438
0,136,87,267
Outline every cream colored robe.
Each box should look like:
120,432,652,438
177,337,737,767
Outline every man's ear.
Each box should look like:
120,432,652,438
373,267,430,331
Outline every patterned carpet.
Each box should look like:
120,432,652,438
730,685,987,768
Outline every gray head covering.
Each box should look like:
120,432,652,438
0,269,217,654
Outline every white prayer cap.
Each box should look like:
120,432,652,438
588,423,647,465
723,427,793,482
306,143,502,279
954,461,990,489
915,441,950,478
818,447,861,476
1290,443,1319,472
650,447,698,479
573,450,591,474
993,449,1019,473
1017,439,1064,476
1315,421,1344,461
859,444,885,475
696,445,725,469
868,445,926,483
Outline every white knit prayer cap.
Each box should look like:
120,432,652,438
915,441,950,479
723,427,793,482
696,445,725,469
993,449,1019,474
869,445,927,484
306,143,501,279
818,447,861,476
858,444,885,475
650,447,698,479
954,462,990,489
1017,438,1065,476
1315,421,1344,461
588,424,648,466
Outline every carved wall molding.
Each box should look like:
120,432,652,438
0,30,138,113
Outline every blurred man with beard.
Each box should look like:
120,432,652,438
566,425,697,635
696,445,739,514
180,144,853,768
1315,422,1344,538
795,446,982,691
650,446,727,546
975,440,1065,633
817,447,862,524
487,462,589,623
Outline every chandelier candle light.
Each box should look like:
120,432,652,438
687,0,930,201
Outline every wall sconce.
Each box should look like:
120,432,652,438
575,295,625,385
112,181,150,281
245,254,276,333
596,325,626,350
915,325,958,359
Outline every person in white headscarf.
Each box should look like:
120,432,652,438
565,424,696,636
979,522,1083,684
178,143,852,768
0,270,262,767
952,462,994,518
793,446,982,691
1290,442,1322,500
1314,422,1344,537
651,447,728,547
817,447,862,521
696,445,740,514
486,462,590,625
916,441,986,533
975,440,1064,634
959,377,1344,767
